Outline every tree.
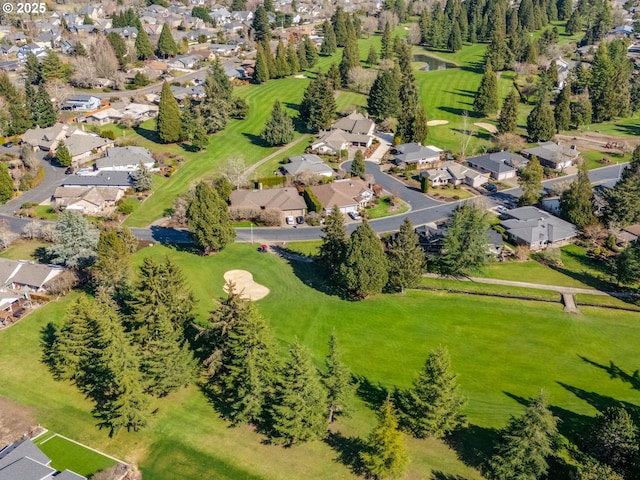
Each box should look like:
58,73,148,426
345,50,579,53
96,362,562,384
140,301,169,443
318,205,348,272
252,5,271,43
253,42,270,84
555,85,571,133
381,21,393,59
488,391,558,480
560,161,595,228
274,39,290,78
304,36,318,68
45,210,100,268
134,162,152,192
323,333,355,423
439,203,488,276
30,84,56,128
299,73,336,132
526,95,555,142
566,9,582,35
54,140,71,167
473,64,499,115
92,34,118,80
351,149,365,178
156,23,177,58
192,124,208,151
261,100,294,146
0,165,13,205
157,81,181,143
135,27,155,60
339,30,360,87
24,52,42,85
339,220,389,299
186,182,235,253
320,21,337,56
367,44,379,66
589,42,615,122
518,155,544,205
196,67,231,134
361,396,409,480
448,21,463,52
571,94,592,128
90,228,133,293
106,32,127,69
287,41,300,73
575,458,624,480
497,89,518,134
386,217,425,293
332,7,350,47
367,68,400,121
270,342,328,446
41,51,72,83
616,240,640,285
603,146,640,226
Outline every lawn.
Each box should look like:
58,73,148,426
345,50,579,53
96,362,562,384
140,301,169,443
1,243,640,479
367,195,410,219
285,240,322,257
0,239,47,260
429,186,474,200
34,205,59,220
35,433,118,477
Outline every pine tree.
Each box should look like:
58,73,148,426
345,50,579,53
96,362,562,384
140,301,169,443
253,42,270,84
24,52,42,85
252,5,271,43
555,84,571,132
319,205,348,272
474,64,499,115
616,240,640,285
90,228,132,292
186,181,236,253
299,73,336,132
157,81,181,143
361,396,410,480
196,66,231,134
323,333,355,423
192,124,208,151
0,165,12,205
156,23,177,58
41,51,72,82
566,9,582,35
351,149,365,178
367,44,379,66
270,342,328,446
526,95,555,142
135,27,155,60
327,62,341,90
304,36,318,68
401,346,466,438
339,30,359,87
32,84,56,128
274,39,290,78
287,41,300,73
179,101,196,142
261,100,295,146
518,155,544,206
518,0,535,31
603,146,640,227
367,68,400,121
439,202,488,276
54,140,72,167
497,89,519,134
386,217,425,293
488,391,558,480
560,161,595,227
320,21,337,56
575,458,624,480
297,40,308,70
340,220,389,299
448,21,463,52
590,42,616,122
332,6,349,47
381,21,393,59
407,105,429,144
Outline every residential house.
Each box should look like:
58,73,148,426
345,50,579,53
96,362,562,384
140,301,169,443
94,146,155,172
501,206,578,250
77,5,103,20
393,143,444,169
610,25,634,36
421,161,489,188
554,57,578,90
521,142,580,171
60,171,134,189
210,8,232,24
229,187,306,223
466,152,521,181
616,224,640,247
282,154,334,177
64,132,113,164
22,124,113,163
84,107,123,126
0,258,64,292
208,43,239,56
168,55,200,69
309,178,373,214
0,438,86,479
231,10,254,22
53,186,124,214
62,95,101,112
311,129,372,155
331,112,376,136
415,223,502,256
104,27,138,39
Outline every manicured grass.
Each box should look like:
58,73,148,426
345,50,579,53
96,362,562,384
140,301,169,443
335,90,368,114
285,240,321,257
429,186,474,200
35,434,117,477
581,149,629,171
575,293,640,311
419,276,561,301
118,196,140,214
367,195,410,219
0,240,47,260
34,205,58,220
252,137,310,179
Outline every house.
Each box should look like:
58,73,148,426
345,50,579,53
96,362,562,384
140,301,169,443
611,25,634,36
0,258,64,292
95,146,155,172
282,154,334,177
330,112,375,136
53,186,124,214
0,438,86,479
393,143,444,169
521,142,580,171
309,178,373,214
84,107,123,126
415,224,502,255
311,129,373,155
229,187,306,223
122,103,158,122
62,95,101,112
104,27,138,39
64,132,113,164
501,206,578,250
616,224,640,247
421,161,489,188
60,171,134,189
168,55,200,69
466,152,521,181
554,57,578,90
22,124,113,163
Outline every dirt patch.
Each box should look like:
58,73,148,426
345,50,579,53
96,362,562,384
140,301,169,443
0,396,37,446
474,122,498,134
223,270,270,301
555,132,640,155
426,120,449,126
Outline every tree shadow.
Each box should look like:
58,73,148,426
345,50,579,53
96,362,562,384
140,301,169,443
437,106,483,118
242,132,271,148
133,125,163,144
610,123,640,137
558,382,640,424
39,322,58,371
283,101,301,114
324,431,366,476
579,355,640,391
459,62,485,74
450,127,492,142
446,88,479,99
355,375,388,411
148,225,194,246
431,472,467,480
445,423,499,470
286,257,347,299
180,142,201,153
198,381,236,426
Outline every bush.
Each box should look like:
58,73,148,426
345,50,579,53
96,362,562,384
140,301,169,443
303,187,322,212
100,130,116,140
117,201,134,214
256,176,286,188
305,211,321,226
420,175,428,193
20,202,38,209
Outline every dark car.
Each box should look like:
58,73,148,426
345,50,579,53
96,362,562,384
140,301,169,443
485,183,497,193
2,142,12,148
296,216,305,225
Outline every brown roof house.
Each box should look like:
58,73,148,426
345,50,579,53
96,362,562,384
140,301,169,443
309,178,373,214
0,258,64,292
229,187,306,224
53,186,124,215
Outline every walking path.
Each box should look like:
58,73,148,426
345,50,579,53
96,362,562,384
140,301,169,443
242,134,310,178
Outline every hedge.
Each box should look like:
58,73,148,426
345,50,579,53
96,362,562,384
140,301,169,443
256,176,286,188
420,175,429,193
303,187,322,212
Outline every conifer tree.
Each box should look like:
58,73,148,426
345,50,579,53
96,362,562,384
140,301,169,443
448,21,463,52
25,52,42,85
0,164,12,205
367,44,379,66
179,101,196,142
195,68,230,134
518,155,544,206
270,342,328,445
361,396,409,480
381,21,393,59
319,205,348,272
488,391,558,480
367,68,400,121
320,20,337,56
252,5,271,43
526,95,555,142
351,149,365,178
304,36,318,67
401,346,466,438
287,41,300,73
412,105,429,144
331,6,349,47
439,202,488,276
274,39,290,78
339,31,359,87
156,23,177,58
297,40,308,70
41,50,72,82
555,84,571,132
327,63,341,90
323,333,355,423
497,89,519,134
158,81,181,143
253,43,270,84
192,124,208,151
566,9,582,35
106,32,127,69
91,228,133,293
560,161,595,227
474,64,499,115
186,181,236,253
299,73,336,132
590,42,615,123
30,84,56,128
386,217,425,293
340,220,389,299
604,146,640,226
46,210,99,269
261,100,294,146
135,27,154,60
54,140,72,167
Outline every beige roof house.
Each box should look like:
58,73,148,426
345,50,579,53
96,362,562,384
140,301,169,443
311,129,372,155
309,178,373,214
229,187,306,221
331,112,375,136
0,258,64,292
53,186,124,214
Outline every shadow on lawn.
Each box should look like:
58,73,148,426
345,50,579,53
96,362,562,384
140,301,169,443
242,132,271,148
547,248,614,292
134,125,162,144
579,355,640,391
287,259,347,299
445,423,498,470
610,123,640,137
355,375,389,411
431,472,467,480
324,431,366,476
558,382,640,424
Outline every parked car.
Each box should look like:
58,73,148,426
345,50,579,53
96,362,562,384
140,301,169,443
348,211,361,220
496,205,509,215
485,183,497,193
296,216,305,225
286,216,294,225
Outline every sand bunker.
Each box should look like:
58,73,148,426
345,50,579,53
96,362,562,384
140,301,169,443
223,270,270,301
426,120,449,126
474,122,498,133
294,74,307,78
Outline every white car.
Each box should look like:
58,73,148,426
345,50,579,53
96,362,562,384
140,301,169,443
285,216,295,225
496,206,509,215
348,211,361,220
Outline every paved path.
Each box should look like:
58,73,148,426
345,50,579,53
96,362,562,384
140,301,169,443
242,134,310,178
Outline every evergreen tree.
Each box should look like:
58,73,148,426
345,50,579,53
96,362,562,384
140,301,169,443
297,40,308,70
299,73,336,132
571,94,592,128
304,36,318,67
518,155,544,206
318,205,348,272
253,42,270,84
179,101,196,142
332,7,349,47
526,95,555,142
340,220,389,299
287,41,300,73
24,52,42,85
186,181,236,253
270,342,328,446
555,84,571,133
261,100,295,146
386,217,425,293
252,5,271,43
566,9,582,35
575,458,624,480
448,21,463,52
31,84,56,128
439,202,488,276
156,23,177,58
46,210,99,269
263,0,274,12
41,51,72,82
134,162,153,192
616,240,640,285
320,21,337,56
0,165,12,205
339,31,359,87
604,146,640,226
327,62,341,90
158,81,181,143
367,68,401,121
106,32,127,69
192,124,208,151
474,64,499,115
274,39,291,78
351,149,365,178
488,391,558,480
589,43,615,123
401,346,466,438
560,161,595,227
361,396,409,480
90,228,133,293
518,0,535,31
497,89,519,134
54,140,72,167
411,105,429,144
381,21,393,59
323,333,355,423
367,44,379,66
135,27,155,60
195,69,230,134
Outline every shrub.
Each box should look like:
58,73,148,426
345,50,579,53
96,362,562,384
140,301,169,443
117,201,134,214
256,176,286,188
100,130,116,140
303,187,322,212
305,211,321,226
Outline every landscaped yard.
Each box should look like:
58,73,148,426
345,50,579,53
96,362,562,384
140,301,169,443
428,185,474,200
1,243,640,479
0,240,47,260
367,195,410,219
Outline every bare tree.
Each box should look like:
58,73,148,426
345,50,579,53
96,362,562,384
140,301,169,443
45,80,73,111
493,133,526,153
459,111,475,159
70,56,98,88
348,66,376,94
92,34,119,80
220,157,248,190
0,220,15,250
378,58,396,70
361,16,378,37
407,23,422,45
22,221,40,240
39,223,57,243
378,11,399,30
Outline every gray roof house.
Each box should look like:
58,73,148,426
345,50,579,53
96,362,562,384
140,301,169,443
95,146,155,172
521,142,580,171
282,154,334,177
311,129,372,155
331,112,375,136
61,171,134,189
393,143,444,169
0,438,86,480
501,206,578,251
0,258,64,291
421,161,489,188
466,152,522,181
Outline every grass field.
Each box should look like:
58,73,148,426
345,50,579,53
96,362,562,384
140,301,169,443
35,433,117,477
0,240,47,260
1,243,640,479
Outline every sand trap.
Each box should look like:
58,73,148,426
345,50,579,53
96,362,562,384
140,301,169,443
474,122,498,134
294,74,307,78
223,270,270,301
427,120,449,126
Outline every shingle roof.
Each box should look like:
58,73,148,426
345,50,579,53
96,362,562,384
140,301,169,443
283,154,333,176
0,456,55,480
229,188,306,212
466,153,519,175
61,171,133,188
331,112,375,135
309,178,372,210
95,146,154,170
10,262,62,289
394,143,443,164
0,258,20,285
521,142,580,165
0,439,50,470
501,206,578,244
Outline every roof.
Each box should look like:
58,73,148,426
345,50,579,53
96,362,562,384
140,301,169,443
394,143,443,164
54,470,86,480
0,439,86,480
501,206,578,245
229,188,306,212
331,112,375,135
65,134,112,158
61,171,133,188
0,456,55,480
0,258,20,285
623,224,640,236
0,439,50,470
283,154,333,176
521,142,580,165
310,178,372,210
466,152,520,175
10,262,63,289
55,186,123,205
95,146,154,170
